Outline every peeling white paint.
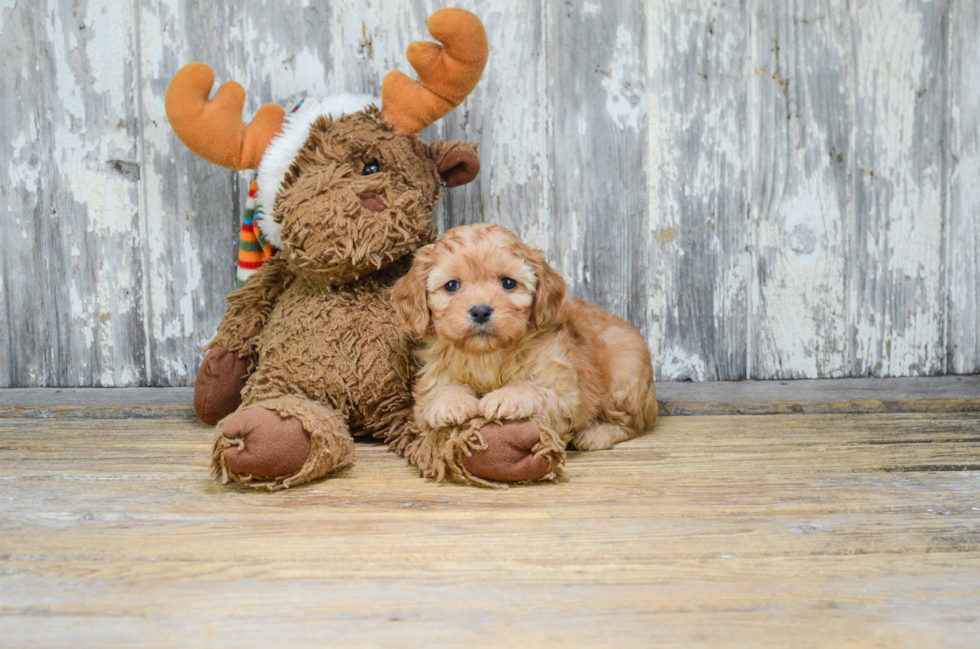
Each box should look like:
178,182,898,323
0,0,18,28
68,276,95,350
646,0,750,380
83,0,132,108
747,3,852,382
850,0,945,376
45,1,139,236
660,350,707,382
7,130,39,196
3,0,976,386
602,24,644,132
0,0,145,386
753,173,848,378
243,14,332,107
946,0,980,374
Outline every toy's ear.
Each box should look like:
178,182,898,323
392,245,436,338
429,141,480,188
528,248,567,330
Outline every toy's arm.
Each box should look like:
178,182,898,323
209,256,293,357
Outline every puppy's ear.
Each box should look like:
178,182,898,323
529,249,567,330
393,245,435,338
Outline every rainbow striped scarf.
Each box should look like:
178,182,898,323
236,178,277,288
236,100,311,287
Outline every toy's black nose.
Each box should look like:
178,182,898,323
469,304,493,325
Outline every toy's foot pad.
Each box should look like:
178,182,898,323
194,346,251,425
220,407,311,479
463,420,551,483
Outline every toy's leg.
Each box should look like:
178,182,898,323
409,418,564,488
193,346,253,424
463,420,564,485
211,395,355,490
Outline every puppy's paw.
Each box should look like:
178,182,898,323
421,394,480,429
479,387,538,422
573,423,632,451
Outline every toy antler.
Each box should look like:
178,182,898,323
165,63,286,170
381,8,488,135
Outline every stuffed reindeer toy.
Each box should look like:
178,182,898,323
166,9,560,489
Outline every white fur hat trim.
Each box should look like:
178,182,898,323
254,94,379,249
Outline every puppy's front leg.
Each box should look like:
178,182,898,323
478,385,539,421
416,385,480,429
479,383,574,436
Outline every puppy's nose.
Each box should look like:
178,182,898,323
469,304,493,325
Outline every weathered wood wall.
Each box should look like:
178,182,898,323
1,0,977,386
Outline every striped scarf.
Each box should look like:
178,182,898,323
235,100,308,288
236,178,276,288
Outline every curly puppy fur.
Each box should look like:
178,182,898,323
207,109,480,490
392,223,658,465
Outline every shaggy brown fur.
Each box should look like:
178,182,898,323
392,224,658,486
274,111,442,286
202,111,483,490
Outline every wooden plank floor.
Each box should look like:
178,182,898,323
1,381,979,648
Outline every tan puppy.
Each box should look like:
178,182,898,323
393,223,657,467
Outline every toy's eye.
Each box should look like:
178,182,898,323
363,160,381,175
501,277,517,290
444,280,460,293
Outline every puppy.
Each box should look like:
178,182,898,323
392,223,657,455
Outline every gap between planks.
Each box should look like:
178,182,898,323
0,376,977,419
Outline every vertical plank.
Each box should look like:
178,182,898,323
0,0,146,387
947,0,980,374
137,0,247,386
647,0,750,380
0,1,15,386
848,0,948,377
237,0,341,106
548,0,649,336
428,0,551,251
748,0,851,378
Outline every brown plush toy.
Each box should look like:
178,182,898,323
166,9,554,489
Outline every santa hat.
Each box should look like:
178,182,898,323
252,95,379,250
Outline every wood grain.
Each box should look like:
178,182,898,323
1,402,979,647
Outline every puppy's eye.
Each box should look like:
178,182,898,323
363,160,381,175
501,277,517,290
444,280,460,293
